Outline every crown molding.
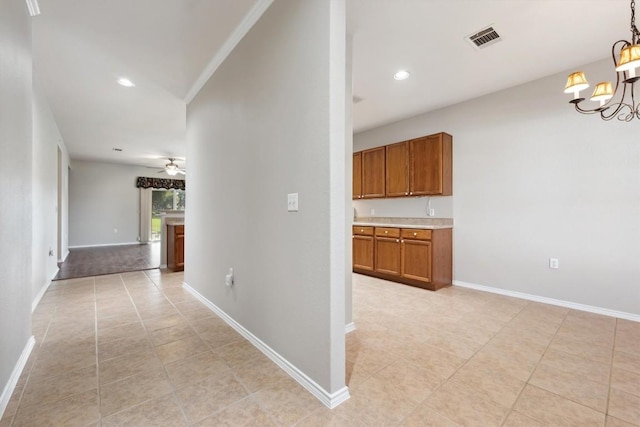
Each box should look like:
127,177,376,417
184,0,274,104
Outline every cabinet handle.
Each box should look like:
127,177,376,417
405,192,408,195
384,230,388,234
396,239,400,242
413,232,417,236
360,229,364,232
409,192,413,195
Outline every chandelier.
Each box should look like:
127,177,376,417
564,0,640,121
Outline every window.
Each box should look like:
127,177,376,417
151,189,185,241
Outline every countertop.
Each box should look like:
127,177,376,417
353,217,453,229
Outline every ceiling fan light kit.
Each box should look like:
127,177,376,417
161,158,186,176
564,0,640,121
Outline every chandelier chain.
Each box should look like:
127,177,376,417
632,0,640,42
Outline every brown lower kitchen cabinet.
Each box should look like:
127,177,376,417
353,225,452,291
352,226,374,271
374,227,401,276
167,224,184,272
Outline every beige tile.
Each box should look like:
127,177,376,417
99,369,172,417
199,325,244,349
448,364,525,409
97,312,141,331
513,385,605,426
19,365,97,408
215,340,263,368
502,411,547,427
98,321,146,344
539,348,611,384
98,333,152,361
394,342,466,383
606,415,638,427
233,354,289,393
549,333,613,364
424,380,510,426
148,322,195,346
401,403,462,427
611,367,640,397
155,335,208,364
528,363,609,412
102,393,187,426
143,313,186,331
193,397,275,427
614,351,640,375
176,370,248,424
253,378,324,426
165,350,230,389
608,388,640,425
373,360,441,403
99,349,163,384
342,376,420,424
12,389,98,427
345,345,397,375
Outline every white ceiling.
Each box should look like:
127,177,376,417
32,0,632,168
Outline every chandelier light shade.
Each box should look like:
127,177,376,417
564,0,640,121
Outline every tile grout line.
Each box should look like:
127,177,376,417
92,276,102,427
141,270,284,426
498,305,571,426
114,272,194,426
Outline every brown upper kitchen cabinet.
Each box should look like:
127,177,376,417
385,132,452,197
353,152,363,199
385,141,410,197
361,147,386,198
410,133,453,196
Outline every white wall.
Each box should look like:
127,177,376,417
0,0,33,413
354,58,640,316
32,79,70,304
68,160,184,247
186,0,347,399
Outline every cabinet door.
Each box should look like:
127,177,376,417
353,152,362,199
362,147,385,198
410,133,452,196
352,235,374,271
174,232,185,269
375,237,401,276
386,141,409,197
401,239,431,283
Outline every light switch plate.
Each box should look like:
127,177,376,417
287,193,299,212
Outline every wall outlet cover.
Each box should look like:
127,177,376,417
287,193,299,212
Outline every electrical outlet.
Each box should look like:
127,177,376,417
287,193,299,212
428,208,435,216
225,268,234,287
549,258,559,269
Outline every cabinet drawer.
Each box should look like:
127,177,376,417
353,226,374,236
375,227,400,238
401,228,432,240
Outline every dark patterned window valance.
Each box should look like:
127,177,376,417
136,177,186,190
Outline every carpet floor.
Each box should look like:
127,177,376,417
54,243,160,280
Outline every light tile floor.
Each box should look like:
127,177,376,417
1,270,639,426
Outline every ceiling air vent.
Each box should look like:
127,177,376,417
466,25,502,50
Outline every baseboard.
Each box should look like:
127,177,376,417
182,282,350,409
57,250,70,263
345,322,356,334
68,242,141,249
0,336,35,419
453,280,640,322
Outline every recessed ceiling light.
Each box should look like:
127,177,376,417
393,70,410,81
117,78,135,87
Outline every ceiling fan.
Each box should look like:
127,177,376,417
159,158,186,176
